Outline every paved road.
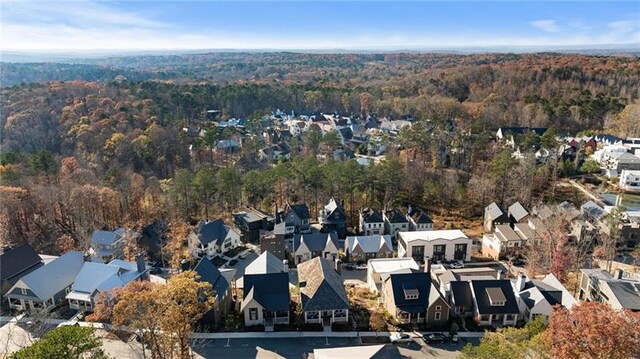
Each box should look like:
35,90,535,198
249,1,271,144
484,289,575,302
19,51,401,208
190,336,478,359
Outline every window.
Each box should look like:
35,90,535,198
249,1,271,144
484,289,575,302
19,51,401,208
435,312,441,321
249,308,258,321
435,305,442,311
21,288,27,295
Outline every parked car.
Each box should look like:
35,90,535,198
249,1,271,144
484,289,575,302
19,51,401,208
424,333,448,343
390,333,413,344
341,263,355,270
449,260,464,269
228,259,238,266
510,257,526,266
355,263,368,270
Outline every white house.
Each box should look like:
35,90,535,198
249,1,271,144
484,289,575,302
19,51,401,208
619,170,640,193
188,219,241,259
397,230,472,264
366,257,419,293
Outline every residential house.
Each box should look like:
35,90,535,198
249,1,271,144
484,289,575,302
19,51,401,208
194,258,235,328
260,234,286,261
215,139,241,153
233,207,275,243
601,150,640,172
188,219,241,259
236,251,288,292
513,223,542,247
297,257,349,325
293,232,340,264
384,208,410,238
397,230,472,264
469,280,520,326
0,245,43,296
337,127,354,146
406,206,433,231
359,208,384,236
259,142,291,162
318,198,348,238
367,258,419,293
508,202,529,224
578,269,640,311
619,170,640,193
512,272,577,321
484,202,509,233
594,134,624,147
345,235,392,263
278,203,312,235
6,251,85,312
382,272,449,326
433,267,500,301
66,256,149,312
241,272,290,330
90,228,126,262
482,224,523,260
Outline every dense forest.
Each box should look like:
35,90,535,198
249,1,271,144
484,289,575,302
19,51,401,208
1,52,639,263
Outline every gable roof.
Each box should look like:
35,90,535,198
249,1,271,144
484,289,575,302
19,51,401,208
495,224,521,242
408,207,433,224
470,280,520,315
360,208,383,223
451,281,474,308
294,232,340,253
346,235,392,254
15,251,85,300
508,202,529,222
322,198,347,223
91,228,126,246
485,202,505,221
71,262,121,294
196,219,230,246
242,272,290,311
285,203,310,220
298,257,349,311
387,272,433,313
384,208,408,223
605,281,640,311
244,251,284,275
194,258,230,300
0,245,43,282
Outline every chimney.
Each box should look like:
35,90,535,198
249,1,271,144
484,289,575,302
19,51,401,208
136,254,146,273
408,204,413,216
335,258,342,274
614,269,624,280
424,256,431,273
516,272,526,291
496,270,502,280
283,259,289,272
275,203,279,223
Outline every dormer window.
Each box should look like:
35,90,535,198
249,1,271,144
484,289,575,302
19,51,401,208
402,283,419,300
486,287,506,306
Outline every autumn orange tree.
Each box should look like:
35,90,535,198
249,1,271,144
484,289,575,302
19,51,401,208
96,272,215,359
545,301,640,359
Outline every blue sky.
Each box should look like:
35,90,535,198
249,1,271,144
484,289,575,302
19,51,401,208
1,1,639,51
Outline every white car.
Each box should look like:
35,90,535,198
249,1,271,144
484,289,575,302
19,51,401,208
390,333,413,344
449,260,464,269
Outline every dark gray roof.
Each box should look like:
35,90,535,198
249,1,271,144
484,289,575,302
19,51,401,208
361,208,383,223
450,281,473,308
607,282,640,311
293,232,340,253
243,273,290,311
338,127,354,141
194,258,229,300
197,219,229,246
0,245,43,282
470,280,520,315
408,207,433,224
285,203,310,220
387,272,431,314
385,208,408,224
298,257,349,311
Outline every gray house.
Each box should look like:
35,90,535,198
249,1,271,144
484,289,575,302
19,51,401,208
277,203,312,235
384,208,410,238
6,251,85,312
297,257,349,325
1,245,43,296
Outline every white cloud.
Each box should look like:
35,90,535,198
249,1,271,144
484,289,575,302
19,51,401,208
530,20,560,33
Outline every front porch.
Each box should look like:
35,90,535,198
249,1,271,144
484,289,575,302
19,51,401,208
396,310,425,324
476,313,518,327
304,309,349,324
263,310,290,331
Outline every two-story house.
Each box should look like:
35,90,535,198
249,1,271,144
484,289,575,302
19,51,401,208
233,207,275,243
194,258,236,328
90,228,126,262
382,272,449,327
293,232,340,264
6,251,85,312
481,224,523,260
345,235,392,263
188,219,241,259
319,198,348,238
366,257,419,293
0,245,43,296
384,208,410,238
241,272,290,331
508,202,530,224
397,230,471,264
512,272,577,321
484,202,509,233
277,203,312,236
297,257,349,326
359,208,384,236
578,269,640,311
469,280,520,326
406,206,434,231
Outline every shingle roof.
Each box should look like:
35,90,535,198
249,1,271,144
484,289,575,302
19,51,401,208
286,203,310,220
0,245,42,282
194,258,229,300
360,208,383,223
606,281,640,311
346,235,392,254
470,280,520,315
16,251,85,300
495,224,521,242
197,219,230,246
451,281,473,308
385,208,408,223
322,198,347,223
244,251,284,275
294,232,340,253
298,257,349,311
387,272,432,314
242,273,290,311
408,208,433,224
508,202,529,222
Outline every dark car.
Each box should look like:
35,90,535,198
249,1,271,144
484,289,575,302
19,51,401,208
510,258,526,266
424,333,447,343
